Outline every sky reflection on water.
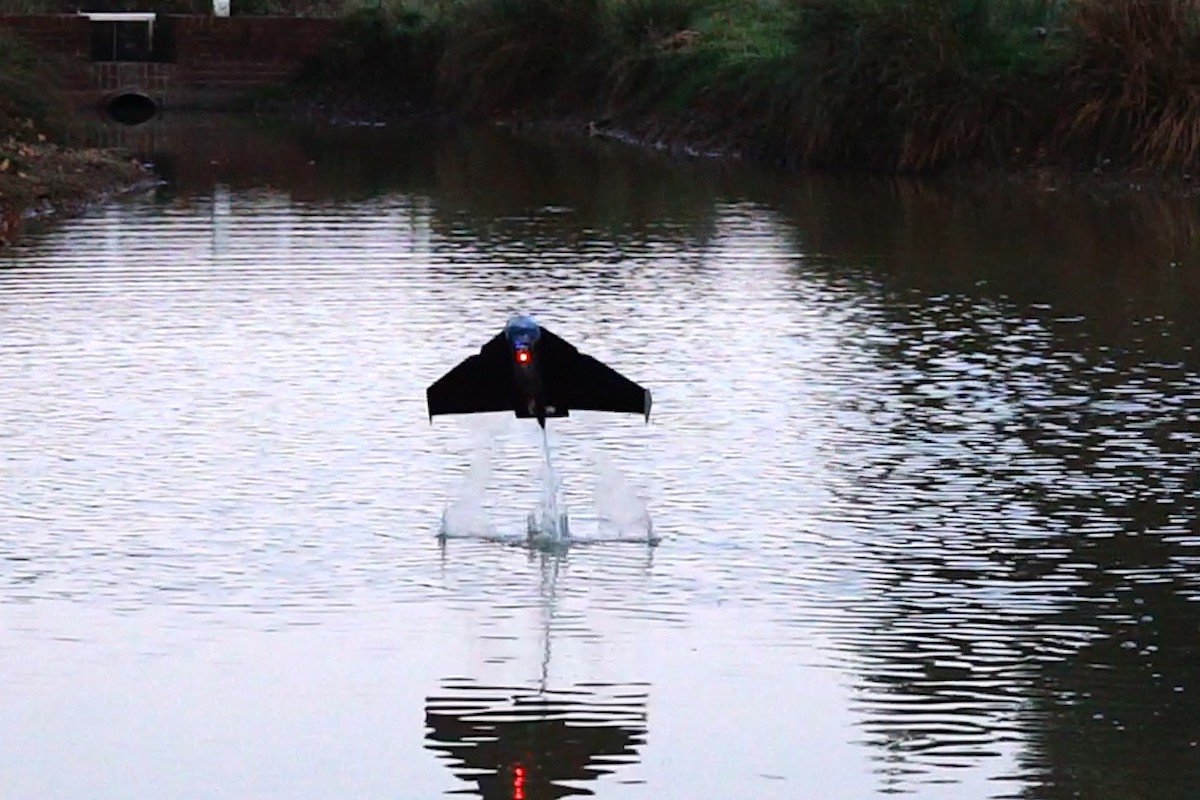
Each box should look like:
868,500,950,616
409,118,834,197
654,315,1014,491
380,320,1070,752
2,115,1199,799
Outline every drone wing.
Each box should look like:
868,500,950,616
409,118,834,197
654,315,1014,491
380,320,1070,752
426,333,513,420
538,328,652,421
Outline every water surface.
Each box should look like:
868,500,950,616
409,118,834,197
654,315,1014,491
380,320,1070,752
2,115,1199,799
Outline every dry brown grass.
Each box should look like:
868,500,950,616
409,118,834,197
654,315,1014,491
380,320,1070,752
1056,0,1200,168
783,0,1058,173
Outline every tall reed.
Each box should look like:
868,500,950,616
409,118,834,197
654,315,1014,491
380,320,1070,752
1054,0,1200,168
783,0,1063,171
303,0,1200,173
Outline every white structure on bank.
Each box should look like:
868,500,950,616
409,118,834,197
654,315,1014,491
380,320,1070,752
213,1,230,17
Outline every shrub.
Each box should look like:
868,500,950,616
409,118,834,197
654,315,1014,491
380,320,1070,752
299,2,442,104
0,29,70,143
297,0,1200,172
785,0,1063,172
434,0,613,114
1055,0,1200,168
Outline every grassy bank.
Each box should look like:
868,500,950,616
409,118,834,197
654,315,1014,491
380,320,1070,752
298,0,1200,174
0,29,147,244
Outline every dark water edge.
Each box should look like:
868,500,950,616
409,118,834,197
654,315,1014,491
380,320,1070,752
9,94,1200,250
79,110,1200,278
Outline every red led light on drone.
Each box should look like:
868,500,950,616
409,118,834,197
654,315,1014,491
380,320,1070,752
515,349,532,365
513,764,526,800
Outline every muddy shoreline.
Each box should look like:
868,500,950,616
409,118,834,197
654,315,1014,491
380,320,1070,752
0,139,154,247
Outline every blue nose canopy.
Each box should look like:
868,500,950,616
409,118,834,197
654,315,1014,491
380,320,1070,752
504,315,542,349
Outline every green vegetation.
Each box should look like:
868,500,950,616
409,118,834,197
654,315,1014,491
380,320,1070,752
0,28,69,145
6,0,1200,173
298,0,1200,173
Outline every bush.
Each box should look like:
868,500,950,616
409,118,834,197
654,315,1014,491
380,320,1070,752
297,0,1200,173
434,0,612,114
785,0,1063,171
298,2,442,104
1055,0,1200,168
0,29,70,144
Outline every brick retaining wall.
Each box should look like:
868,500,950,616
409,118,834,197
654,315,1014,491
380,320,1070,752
0,15,337,110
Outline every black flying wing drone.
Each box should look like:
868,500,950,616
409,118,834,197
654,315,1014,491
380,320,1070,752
426,316,651,428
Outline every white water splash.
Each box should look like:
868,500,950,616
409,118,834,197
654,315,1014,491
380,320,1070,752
527,427,570,545
439,430,496,539
591,451,654,541
440,426,655,547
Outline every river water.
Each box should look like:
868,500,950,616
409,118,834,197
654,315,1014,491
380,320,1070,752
2,115,1199,799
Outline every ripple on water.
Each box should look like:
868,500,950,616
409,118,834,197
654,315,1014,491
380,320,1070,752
3,122,1200,798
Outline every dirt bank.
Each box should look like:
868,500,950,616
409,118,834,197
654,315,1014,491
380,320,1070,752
0,138,151,247
2,24,153,247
